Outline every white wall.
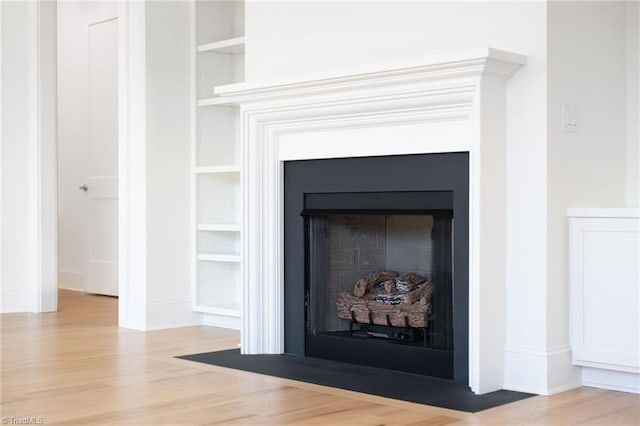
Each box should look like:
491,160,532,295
547,0,630,391
57,1,118,292
246,0,551,393
144,1,199,329
1,1,36,312
118,1,198,329
1,0,57,313
627,2,639,207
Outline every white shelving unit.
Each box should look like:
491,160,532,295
192,0,244,322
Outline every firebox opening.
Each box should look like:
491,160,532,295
305,213,453,352
301,191,455,378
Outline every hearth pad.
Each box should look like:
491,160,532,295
176,349,534,413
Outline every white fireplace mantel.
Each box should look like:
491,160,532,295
216,48,526,394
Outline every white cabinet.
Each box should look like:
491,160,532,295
569,208,640,393
192,0,244,324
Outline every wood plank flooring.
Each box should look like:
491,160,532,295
1,290,638,425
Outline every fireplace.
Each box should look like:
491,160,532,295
219,49,527,394
284,153,469,381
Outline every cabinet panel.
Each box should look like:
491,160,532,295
570,215,640,373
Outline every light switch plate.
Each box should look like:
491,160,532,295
563,102,579,133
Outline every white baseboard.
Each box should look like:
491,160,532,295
547,346,583,395
202,312,241,330
58,268,84,291
1,287,29,313
145,299,202,330
504,345,549,394
58,286,85,292
504,345,581,395
582,367,640,394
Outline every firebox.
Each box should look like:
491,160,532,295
284,153,469,382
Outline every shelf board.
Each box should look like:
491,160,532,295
198,253,241,263
197,36,245,54
195,165,240,174
197,96,237,107
193,304,241,317
198,224,241,232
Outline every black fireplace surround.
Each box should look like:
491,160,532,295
284,153,469,383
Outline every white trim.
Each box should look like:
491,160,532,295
567,208,640,218
504,345,582,395
58,268,84,291
582,367,640,394
224,49,525,394
278,119,472,161
117,1,147,330
0,1,3,310
547,383,584,395
215,48,526,100
27,0,40,312
189,0,199,322
193,304,240,317
145,299,202,331
202,312,241,330
1,287,29,313
504,344,572,358
574,359,640,375
28,0,57,313
58,286,85,293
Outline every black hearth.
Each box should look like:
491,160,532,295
284,153,469,382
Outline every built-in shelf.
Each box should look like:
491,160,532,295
193,0,244,325
198,223,241,232
195,165,240,174
198,36,245,54
198,253,241,263
197,96,236,107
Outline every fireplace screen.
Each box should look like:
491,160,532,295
305,213,453,351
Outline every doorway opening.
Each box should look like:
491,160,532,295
56,2,119,307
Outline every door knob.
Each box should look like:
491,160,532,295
79,184,88,192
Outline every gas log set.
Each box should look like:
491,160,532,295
336,270,433,345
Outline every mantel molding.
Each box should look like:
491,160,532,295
235,48,527,395
215,48,526,106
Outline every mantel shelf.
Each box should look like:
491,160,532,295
198,36,245,54
213,48,526,103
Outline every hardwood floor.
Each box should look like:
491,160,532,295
1,290,638,425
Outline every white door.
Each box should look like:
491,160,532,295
85,18,118,296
